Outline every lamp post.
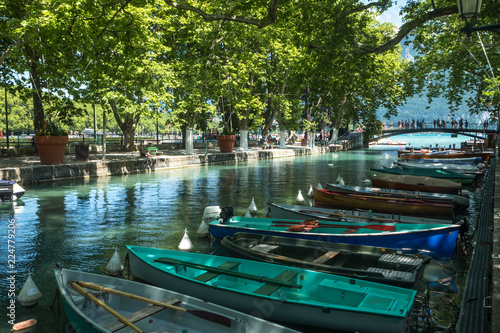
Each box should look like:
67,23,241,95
456,0,500,35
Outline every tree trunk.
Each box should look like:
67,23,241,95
109,100,138,151
23,43,44,132
185,126,194,154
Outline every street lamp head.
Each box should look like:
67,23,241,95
457,0,500,35
456,0,483,19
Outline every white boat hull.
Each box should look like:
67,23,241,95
55,268,297,333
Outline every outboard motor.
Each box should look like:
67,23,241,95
219,207,234,223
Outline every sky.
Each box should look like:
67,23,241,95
377,0,407,27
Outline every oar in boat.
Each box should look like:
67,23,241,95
328,191,451,206
298,210,402,223
271,220,396,231
153,257,303,289
76,281,232,327
70,281,143,333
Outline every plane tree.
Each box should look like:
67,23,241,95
397,0,499,118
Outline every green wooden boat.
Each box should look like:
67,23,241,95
126,245,417,333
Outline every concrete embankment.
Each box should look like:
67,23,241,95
0,145,339,184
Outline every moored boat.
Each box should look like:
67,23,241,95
400,151,491,163
396,161,484,175
313,188,460,218
221,232,430,287
54,267,298,333
126,245,418,333
370,173,463,194
208,216,461,259
370,167,476,185
0,180,25,201
267,202,465,224
404,157,484,165
325,183,470,205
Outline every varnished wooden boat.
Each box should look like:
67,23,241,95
400,151,491,163
313,188,458,218
221,232,430,287
370,173,463,194
325,183,469,205
55,267,298,333
126,245,418,333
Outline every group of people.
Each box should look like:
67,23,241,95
434,118,469,129
383,119,426,129
383,118,478,130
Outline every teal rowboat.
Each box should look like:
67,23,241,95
126,245,417,333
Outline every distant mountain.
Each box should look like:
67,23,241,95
377,36,485,124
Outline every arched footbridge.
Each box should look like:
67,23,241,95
379,126,497,140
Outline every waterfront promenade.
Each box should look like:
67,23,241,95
0,144,337,183
0,143,498,332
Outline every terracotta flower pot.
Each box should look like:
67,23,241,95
34,135,69,165
217,135,236,153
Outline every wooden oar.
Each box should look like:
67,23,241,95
70,281,143,333
76,281,232,327
298,210,401,223
153,257,302,289
322,190,451,206
271,221,396,231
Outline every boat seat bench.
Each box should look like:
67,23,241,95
194,261,240,282
313,250,341,264
253,270,299,296
100,297,181,332
319,280,368,307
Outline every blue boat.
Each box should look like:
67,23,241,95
208,216,461,259
126,245,418,333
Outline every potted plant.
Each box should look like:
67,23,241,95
34,117,69,165
217,126,237,153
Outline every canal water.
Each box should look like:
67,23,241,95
0,133,480,332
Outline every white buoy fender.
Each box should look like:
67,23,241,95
296,189,305,205
245,209,252,217
317,182,323,190
178,228,193,251
196,220,209,238
338,177,345,185
106,248,124,276
248,198,258,214
307,185,314,198
18,273,42,307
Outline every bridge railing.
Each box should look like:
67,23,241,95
382,122,497,131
